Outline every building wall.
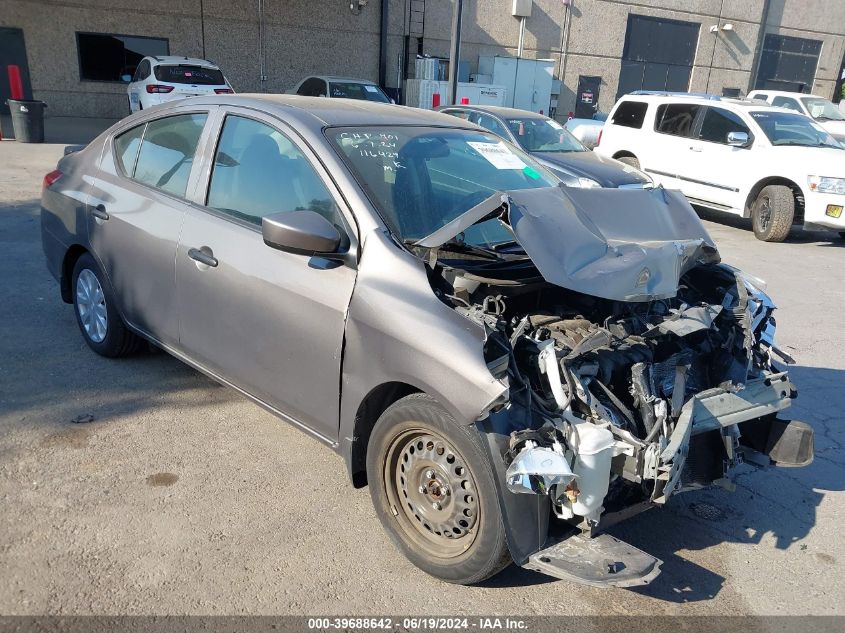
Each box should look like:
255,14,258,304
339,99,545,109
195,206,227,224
2,0,844,119
0,0,386,117
412,0,845,118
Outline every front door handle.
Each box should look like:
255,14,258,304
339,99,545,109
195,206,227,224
689,146,703,152
92,204,109,220
188,247,218,268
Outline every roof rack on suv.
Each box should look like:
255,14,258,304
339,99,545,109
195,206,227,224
629,91,721,100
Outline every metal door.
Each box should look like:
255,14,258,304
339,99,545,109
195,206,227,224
0,27,33,115
574,76,601,118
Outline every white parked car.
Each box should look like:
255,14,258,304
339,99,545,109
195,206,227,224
289,76,392,103
127,56,233,113
748,90,845,143
596,92,845,241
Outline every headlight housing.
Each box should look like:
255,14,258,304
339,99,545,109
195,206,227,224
807,175,845,194
577,177,601,189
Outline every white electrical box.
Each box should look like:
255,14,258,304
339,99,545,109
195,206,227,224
512,0,532,18
478,55,555,114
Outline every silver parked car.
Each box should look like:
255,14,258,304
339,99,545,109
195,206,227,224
41,95,813,587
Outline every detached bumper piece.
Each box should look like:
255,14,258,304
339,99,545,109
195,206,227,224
525,533,662,588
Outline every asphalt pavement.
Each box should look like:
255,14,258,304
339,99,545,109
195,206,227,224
1,138,843,615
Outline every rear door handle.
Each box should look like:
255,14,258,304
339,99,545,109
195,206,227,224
188,247,218,268
92,204,109,220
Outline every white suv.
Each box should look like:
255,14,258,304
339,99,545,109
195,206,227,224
127,56,233,113
596,92,845,241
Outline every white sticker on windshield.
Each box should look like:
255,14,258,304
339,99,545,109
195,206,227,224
364,85,379,93
467,141,527,170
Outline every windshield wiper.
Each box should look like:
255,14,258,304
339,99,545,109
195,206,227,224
406,238,501,260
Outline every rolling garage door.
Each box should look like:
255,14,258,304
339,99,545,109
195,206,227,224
617,14,700,99
754,34,822,94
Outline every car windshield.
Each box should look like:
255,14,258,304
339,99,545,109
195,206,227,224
800,97,845,121
505,118,586,153
327,126,558,247
154,65,225,85
329,82,391,103
750,111,843,149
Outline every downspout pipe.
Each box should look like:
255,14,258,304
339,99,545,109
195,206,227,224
379,0,389,88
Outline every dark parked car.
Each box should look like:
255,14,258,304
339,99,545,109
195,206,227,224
439,104,651,189
41,95,812,587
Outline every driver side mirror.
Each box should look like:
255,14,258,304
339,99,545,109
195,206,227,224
262,210,342,255
727,131,750,147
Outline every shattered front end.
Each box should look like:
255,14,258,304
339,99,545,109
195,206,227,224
419,187,813,587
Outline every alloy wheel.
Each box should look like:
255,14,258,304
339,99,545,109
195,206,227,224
76,269,108,343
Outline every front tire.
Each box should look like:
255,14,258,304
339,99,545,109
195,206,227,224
752,185,794,242
72,253,141,357
616,155,640,169
366,394,511,584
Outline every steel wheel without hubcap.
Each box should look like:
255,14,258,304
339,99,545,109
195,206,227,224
384,430,479,558
76,269,107,343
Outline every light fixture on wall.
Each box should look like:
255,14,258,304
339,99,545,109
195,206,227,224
349,0,368,14
710,23,734,33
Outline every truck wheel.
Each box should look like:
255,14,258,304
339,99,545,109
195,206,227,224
72,253,142,357
752,185,794,242
366,393,511,584
616,155,640,169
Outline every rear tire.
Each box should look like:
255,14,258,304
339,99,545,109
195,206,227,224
72,253,142,358
366,393,511,584
838,231,845,240
752,185,794,242
616,155,640,169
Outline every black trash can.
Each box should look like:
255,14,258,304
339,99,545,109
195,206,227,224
7,99,47,143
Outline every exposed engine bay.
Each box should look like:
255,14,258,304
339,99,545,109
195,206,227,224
414,187,814,587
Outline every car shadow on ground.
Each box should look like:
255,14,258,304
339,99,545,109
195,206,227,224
478,365,844,601
694,205,844,246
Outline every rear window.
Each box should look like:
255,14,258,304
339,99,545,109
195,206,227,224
654,103,701,137
154,65,225,85
611,101,648,129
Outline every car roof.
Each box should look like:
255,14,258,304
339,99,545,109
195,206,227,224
166,94,475,129
749,89,824,99
617,92,792,111
440,104,549,120
148,55,219,68
304,76,380,85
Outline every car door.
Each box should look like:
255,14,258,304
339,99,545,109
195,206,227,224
88,107,213,346
127,59,149,112
175,108,357,441
685,105,753,209
644,101,703,193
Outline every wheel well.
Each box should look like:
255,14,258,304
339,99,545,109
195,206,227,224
612,150,637,160
349,382,420,488
745,177,805,224
60,245,88,303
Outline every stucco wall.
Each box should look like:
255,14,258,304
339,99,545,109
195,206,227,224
2,0,845,119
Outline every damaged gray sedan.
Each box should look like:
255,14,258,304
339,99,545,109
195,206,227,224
41,96,813,588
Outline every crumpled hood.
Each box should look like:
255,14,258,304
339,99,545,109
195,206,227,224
505,186,720,302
